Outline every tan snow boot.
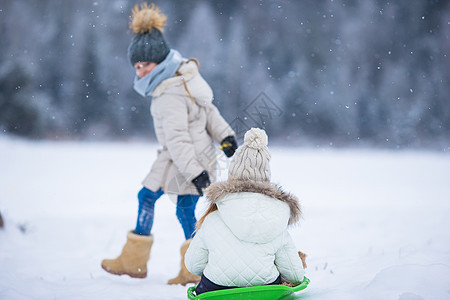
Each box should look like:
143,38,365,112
101,231,153,278
167,239,200,285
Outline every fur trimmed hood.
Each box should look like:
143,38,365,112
205,180,301,225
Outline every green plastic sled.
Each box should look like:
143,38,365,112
187,277,310,300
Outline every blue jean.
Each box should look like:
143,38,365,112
134,187,199,240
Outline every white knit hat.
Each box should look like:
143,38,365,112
228,128,271,182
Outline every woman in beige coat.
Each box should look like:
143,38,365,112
101,3,236,285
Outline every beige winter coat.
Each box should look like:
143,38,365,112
142,59,235,195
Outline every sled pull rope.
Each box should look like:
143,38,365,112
206,142,233,170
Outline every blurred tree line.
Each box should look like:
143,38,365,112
0,0,449,149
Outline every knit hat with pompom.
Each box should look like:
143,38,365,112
228,128,271,182
127,3,170,66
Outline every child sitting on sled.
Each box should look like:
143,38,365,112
185,128,306,295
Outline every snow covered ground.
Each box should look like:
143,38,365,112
1,137,449,300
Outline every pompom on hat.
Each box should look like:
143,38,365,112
228,128,271,182
127,3,170,66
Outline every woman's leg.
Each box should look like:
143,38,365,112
176,194,199,240
135,187,164,235
168,195,201,285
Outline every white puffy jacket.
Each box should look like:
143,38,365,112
185,180,305,287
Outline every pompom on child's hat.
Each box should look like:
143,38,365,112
228,128,271,182
127,3,170,66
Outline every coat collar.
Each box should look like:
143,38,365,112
152,58,199,97
205,180,302,225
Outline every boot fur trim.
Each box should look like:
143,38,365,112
127,230,153,242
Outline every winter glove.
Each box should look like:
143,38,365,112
220,136,237,158
192,170,211,196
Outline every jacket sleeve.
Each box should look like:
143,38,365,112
205,103,236,144
159,94,204,179
185,227,209,276
274,231,305,285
